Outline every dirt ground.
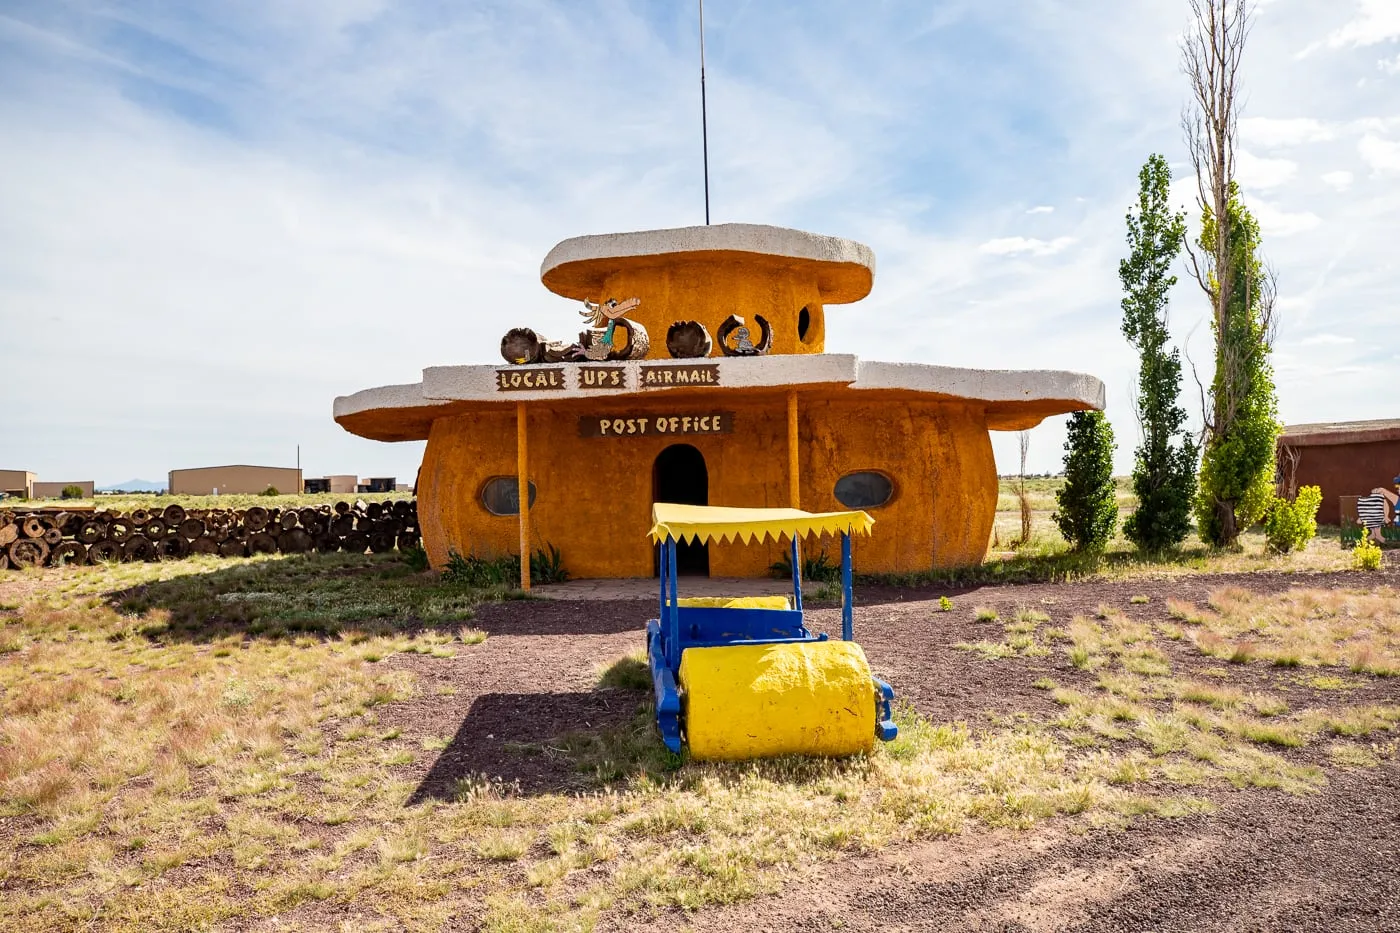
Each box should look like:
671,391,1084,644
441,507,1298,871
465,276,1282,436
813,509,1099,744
372,566,1400,931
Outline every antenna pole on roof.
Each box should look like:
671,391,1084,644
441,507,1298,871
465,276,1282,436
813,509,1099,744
699,0,710,225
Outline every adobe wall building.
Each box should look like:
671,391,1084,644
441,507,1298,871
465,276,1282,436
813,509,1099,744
168,465,303,496
32,481,96,499
0,470,36,498
1279,419,1400,525
335,224,1105,580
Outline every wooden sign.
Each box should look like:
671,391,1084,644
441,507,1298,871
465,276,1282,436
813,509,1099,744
578,366,627,390
640,363,720,388
579,412,735,438
495,368,566,391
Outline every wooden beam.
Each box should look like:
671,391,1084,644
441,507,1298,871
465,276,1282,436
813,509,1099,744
516,402,530,590
787,390,800,509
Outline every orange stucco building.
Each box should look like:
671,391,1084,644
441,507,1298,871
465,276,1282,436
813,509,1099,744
335,224,1104,580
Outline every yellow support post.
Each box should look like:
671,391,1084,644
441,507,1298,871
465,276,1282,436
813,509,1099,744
787,391,800,509
516,402,530,591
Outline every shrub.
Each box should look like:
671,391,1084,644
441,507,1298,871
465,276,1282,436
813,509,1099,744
1353,536,1383,572
530,543,570,585
443,549,514,587
1264,485,1322,554
1053,410,1118,552
401,544,430,573
442,545,569,586
768,549,840,583
261,486,280,497
60,485,84,500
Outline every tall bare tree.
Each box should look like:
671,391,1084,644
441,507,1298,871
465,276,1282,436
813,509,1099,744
1181,0,1280,547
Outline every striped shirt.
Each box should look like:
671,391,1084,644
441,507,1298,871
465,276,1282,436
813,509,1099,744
1357,495,1388,529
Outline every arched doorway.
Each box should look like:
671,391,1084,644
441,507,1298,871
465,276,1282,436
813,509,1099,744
653,443,709,576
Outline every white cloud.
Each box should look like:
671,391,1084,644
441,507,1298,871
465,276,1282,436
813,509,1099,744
1298,333,1356,346
1240,117,1336,147
1025,205,1054,214
1328,0,1400,48
1249,199,1322,237
1321,170,1354,190
1236,148,1298,189
1381,55,1400,75
977,236,1076,257
1359,134,1400,173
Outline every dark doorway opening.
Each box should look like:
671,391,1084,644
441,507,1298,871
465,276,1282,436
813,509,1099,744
653,443,709,576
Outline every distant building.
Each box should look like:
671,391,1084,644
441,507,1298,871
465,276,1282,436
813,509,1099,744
32,481,95,499
0,470,35,498
168,465,303,496
357,477,396,493
1278,419,1400,525
304,474,360,494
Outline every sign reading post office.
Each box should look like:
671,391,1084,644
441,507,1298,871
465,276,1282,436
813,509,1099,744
579,412,735,438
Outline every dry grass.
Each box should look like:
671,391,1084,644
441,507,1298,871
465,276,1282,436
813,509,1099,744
2,559,1398,931
1173,586,1400,675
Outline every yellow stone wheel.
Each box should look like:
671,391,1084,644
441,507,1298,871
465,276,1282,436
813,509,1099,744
678,640,877,761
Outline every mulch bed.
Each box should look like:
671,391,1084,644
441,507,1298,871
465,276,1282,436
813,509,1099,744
368,566,1400,930
383,567,1400,797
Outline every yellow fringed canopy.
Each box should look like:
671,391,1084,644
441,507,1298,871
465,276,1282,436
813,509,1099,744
648,504,874,546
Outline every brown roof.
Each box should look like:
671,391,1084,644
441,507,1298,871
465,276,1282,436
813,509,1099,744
1280,418,1400,446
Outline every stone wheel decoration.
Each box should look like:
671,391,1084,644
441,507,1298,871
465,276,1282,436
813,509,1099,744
716,314,772,356
666,321,713,359
498,297,648,364
500,328,579,365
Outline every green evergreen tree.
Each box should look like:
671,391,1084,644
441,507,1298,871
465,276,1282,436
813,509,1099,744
1120,154,1196,552
1054,411,1118,552
1195,183,1280,546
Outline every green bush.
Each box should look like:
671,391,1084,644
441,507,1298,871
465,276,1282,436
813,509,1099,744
401,544,430,573
60,485,84,500
768,548,840,583
530,543,570,585
1264,485,1322,554
1353,536,1383,571
443,549,514,587
1053,410,1118,552
261,486,280,497
442,545,569,586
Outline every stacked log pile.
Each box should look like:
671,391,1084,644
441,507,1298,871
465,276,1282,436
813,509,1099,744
0,500,419,570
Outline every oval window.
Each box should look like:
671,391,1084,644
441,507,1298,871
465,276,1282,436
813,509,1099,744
480,477,537,516
834,471,894,509
797,306,812,342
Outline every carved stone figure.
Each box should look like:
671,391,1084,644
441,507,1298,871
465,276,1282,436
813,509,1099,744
716,314,772,356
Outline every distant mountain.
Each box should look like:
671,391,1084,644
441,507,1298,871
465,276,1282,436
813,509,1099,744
98,479,167,493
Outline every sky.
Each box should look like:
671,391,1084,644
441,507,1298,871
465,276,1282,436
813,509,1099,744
1,0,1397,485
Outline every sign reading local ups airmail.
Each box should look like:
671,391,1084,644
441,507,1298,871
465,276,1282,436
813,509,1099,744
578,366,627,390
579,412,734,438
495,367,566,391
640,363,720,388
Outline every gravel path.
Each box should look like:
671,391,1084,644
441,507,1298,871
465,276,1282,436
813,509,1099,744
652,759,1400,932
379,567,1400,931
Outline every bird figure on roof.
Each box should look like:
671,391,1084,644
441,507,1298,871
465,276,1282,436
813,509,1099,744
580,297,642,361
